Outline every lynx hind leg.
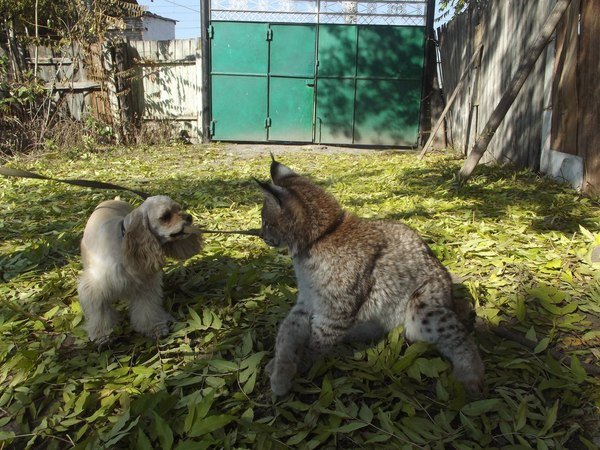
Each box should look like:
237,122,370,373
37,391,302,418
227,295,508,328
404,305,484,393
343,320,386,345
269,305,312,396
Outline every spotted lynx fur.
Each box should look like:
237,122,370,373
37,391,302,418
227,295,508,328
257,157,484,396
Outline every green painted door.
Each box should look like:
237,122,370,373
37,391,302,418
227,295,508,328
354,26,425,145
314,25,358,144
210,22,315,142
316,24,425,146
210,22,269,141
268,24,316,142
210,21,425,146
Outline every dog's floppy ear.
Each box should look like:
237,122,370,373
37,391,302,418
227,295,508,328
163,234,203,260
123,208,164,273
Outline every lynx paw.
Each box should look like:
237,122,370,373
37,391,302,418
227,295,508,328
266,358,297,397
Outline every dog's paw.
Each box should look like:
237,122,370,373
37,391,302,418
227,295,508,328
94,334,113,347
268,360,297,397
150,321,170,339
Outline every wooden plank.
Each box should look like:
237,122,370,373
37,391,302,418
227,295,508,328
551,0,580,155
579,0,600,193
44,81,101,91
130,39,201,123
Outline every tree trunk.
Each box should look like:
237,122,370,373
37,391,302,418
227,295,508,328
457,0,573,184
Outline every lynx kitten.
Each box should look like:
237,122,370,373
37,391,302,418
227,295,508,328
257,157,484,396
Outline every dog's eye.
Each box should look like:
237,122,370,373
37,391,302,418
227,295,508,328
159,212,172,222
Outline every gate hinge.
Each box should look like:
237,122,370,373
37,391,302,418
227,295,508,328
265,117,272,128
266,29,273,41
210,120,216,136
208,25,214,39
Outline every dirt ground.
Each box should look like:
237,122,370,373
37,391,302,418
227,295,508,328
212,142,417,158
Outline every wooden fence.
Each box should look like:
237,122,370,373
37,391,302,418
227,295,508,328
11,39,203,144
437,0,600,193
128,39,203,140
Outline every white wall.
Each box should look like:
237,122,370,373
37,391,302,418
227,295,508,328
142,16,176,41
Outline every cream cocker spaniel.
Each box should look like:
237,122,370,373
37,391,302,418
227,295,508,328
78,195,202,344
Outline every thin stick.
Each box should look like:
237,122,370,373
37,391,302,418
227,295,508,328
418,43,484,159
202,229,261,236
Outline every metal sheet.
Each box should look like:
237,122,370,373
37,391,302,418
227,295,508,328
315,78,355,144
354,79,422,146
269,77,315,142
211,75,267,141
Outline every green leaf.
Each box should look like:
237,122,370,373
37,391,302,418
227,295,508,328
525,326,537,342
188,415,234,438
286,431,310,446
358,403,373,423
330,421,368,433
132,366,154,376
318,375,334,408
570,355,587,383
184,389,215,433
135,428,154,450
460,399,501,416
153,411,174,450
533,337,550,354
539,400,559,436
579,225,595,242
0,431,16,442
515,400,528,431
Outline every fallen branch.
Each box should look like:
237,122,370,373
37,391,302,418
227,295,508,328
418,43,484,160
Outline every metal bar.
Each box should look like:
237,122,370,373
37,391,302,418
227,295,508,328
211,10,424,18
211,72,269,77
201,0,212,143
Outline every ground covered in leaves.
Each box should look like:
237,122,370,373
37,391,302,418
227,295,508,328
1,144,599,449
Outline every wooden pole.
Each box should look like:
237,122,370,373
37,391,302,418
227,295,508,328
457,0,573,184
418,43,483,160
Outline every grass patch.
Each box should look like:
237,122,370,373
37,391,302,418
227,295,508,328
1,144,599,449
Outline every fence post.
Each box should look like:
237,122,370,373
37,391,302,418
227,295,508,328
201,0,211,143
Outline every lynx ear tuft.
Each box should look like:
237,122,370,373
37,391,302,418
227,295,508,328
255,178,287,206
270,156,297,184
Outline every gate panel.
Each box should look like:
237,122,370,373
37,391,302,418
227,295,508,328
210,1,429,146
357,26,425,78
316,24,425,146
315,24,357,143
354,26,425,145
211,22,268,140
354,79,422,145
315,78,355,143
268,24,316,142
316,24,358,77
212,75,267,141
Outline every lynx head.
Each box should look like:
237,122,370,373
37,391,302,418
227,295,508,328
255,155,344,255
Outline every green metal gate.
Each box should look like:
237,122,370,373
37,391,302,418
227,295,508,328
210,1,429,147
